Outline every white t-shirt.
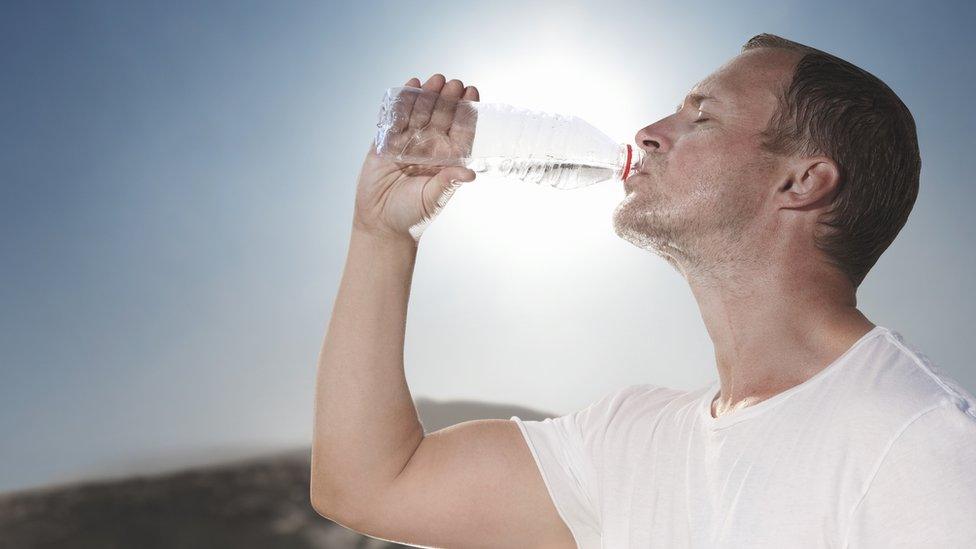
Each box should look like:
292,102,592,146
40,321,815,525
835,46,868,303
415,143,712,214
511,325,976,548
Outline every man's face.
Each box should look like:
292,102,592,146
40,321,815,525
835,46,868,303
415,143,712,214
613,48,800,274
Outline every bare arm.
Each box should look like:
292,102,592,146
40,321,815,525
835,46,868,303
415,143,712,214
310,74,576,548
311,73,478,506
310,227,424,506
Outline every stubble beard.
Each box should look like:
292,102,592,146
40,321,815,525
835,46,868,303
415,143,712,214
612,179,761,278
612,189,698,274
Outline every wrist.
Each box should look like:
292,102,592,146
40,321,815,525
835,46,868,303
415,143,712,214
350,224,419,254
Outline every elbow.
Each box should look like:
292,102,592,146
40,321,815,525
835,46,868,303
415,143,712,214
310,475,365,528
309,484,330,519
309,448,344,519
309,478,343,520
310,487,369,532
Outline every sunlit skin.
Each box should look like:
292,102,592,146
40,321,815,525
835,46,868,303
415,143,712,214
613,47,876,417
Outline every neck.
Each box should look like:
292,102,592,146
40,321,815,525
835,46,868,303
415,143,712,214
683,244,875,418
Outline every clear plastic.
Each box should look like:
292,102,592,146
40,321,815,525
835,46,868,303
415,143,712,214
374,86,644,190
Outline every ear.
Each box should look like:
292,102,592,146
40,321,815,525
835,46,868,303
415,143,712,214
777,156,840,211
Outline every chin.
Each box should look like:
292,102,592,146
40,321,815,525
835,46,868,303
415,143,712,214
613,200,685,257
613,203,654,250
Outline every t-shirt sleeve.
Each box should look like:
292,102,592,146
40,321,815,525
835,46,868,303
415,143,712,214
844,401,976,548
509,384,656,549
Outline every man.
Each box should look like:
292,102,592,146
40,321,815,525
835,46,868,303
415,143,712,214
310,33,976,547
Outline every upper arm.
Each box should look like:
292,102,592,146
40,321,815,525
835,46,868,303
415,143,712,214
327,418,577,549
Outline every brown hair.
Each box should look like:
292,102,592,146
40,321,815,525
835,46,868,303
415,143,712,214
741,33,920,288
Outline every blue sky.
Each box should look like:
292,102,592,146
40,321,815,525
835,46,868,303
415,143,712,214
2,0,974,493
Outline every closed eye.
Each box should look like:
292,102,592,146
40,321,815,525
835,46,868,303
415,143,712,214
693,117,710,124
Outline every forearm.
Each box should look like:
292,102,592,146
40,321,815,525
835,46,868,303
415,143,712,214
311,227,425,506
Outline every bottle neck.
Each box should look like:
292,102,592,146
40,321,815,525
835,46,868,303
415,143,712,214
618,144,645,181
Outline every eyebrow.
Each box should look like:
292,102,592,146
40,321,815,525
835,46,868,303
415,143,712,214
675,93,718,113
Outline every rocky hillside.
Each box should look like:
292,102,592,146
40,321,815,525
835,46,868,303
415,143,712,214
0,397,554,548
0,449,401,549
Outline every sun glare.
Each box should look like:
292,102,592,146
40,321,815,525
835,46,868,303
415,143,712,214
422,21,671,286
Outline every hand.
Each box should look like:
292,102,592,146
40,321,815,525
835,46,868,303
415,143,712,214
353,74,480,243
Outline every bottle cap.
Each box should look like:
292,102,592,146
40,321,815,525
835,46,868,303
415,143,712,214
621,144,633,181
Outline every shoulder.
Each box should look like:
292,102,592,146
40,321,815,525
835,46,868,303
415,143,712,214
814,326,975,468
586,383,692,418
845,326,975,424
511,383,694,448
560,383,701,460
843,401,976,546
834,329,976,545
876,396,976,475
896,400,976,448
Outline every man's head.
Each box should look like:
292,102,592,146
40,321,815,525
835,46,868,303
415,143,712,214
613,33,920,288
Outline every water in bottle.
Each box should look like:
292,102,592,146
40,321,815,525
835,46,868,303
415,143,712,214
374,86,644,190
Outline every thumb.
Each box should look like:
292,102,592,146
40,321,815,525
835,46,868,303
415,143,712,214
426,166,476,199
422,167,476,218
433,166,476,189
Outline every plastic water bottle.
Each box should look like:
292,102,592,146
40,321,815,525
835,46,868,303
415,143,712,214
374,86,644,190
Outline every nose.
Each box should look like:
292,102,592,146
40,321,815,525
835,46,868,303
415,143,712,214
635,120,672,155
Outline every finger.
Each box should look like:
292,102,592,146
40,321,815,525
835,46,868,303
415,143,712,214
462,85,480,102
430,78,465,132
390,77,422,133
448,84,478,147
409,73,446,130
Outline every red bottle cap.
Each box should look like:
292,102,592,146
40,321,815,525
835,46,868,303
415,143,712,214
621,144,633,181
